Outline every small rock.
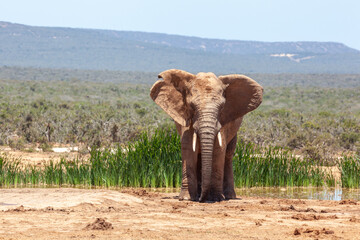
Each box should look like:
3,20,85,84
324,229,334,234
294,228,301,235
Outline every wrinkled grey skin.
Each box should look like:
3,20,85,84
150,69,263,202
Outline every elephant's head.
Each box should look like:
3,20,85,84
150,69,263,201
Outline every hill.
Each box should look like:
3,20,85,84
0,21,360,73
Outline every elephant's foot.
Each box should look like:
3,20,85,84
208,193,225,202
179,188,199,201
199,190,210,203
178,188,190,201
224,189,237,199
200,190,225,202
200,192,225,202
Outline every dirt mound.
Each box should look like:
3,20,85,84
0,188,143,211
339,199,357,205
294,227,334,236
280,204,317,212
6,205,26,212
85,218,113,230
120,188,163,198
350,217,360,223
292,213,321,221
291,213,338,221
278,199,306,205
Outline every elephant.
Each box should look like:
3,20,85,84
150,69,263,202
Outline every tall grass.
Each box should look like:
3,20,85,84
233,142,334,187
340,155,360,188
0,128,338,188
0,128,181,188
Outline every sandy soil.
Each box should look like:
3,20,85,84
0,188,359,240
0,146,87,166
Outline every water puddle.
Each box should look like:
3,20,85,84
0,202,17,206
1,186,359,201
148,187,360,201
235,187,360,201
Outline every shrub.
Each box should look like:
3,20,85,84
340,132,359,150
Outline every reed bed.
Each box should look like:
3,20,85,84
339,155,360,188
233,142,335,187
0,128,181,188
0,128,341,188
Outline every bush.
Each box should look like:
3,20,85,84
0,78,359,159
340,132,359,150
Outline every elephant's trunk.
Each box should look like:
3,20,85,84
197,108,218,202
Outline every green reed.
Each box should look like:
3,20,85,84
0,128,340,188
340,155,360,188
233,142,334,188
0,127,181,188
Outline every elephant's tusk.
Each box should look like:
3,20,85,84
217,132,222,147
192,132,197,152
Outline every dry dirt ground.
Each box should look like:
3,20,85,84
0,146,87,166
0,149,359,239
1,188,360,240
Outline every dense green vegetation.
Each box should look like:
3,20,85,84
1,66,360,87
242,87,360,159
233,142,335,187
0,128,336,188
340,156,360,188
0,71,359,160
0,78,171,148
0,68,359,189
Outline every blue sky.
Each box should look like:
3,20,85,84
1,0,360,50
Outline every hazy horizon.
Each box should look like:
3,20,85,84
2,20,359,51
1,0,359,50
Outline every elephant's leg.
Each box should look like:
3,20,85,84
186,149,200,201
209,141,226,202
223,135,237,199
179,156,190,200
197,153,202,199
179,130,199,201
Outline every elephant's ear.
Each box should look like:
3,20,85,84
150,69,195,127
219,74,263,125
